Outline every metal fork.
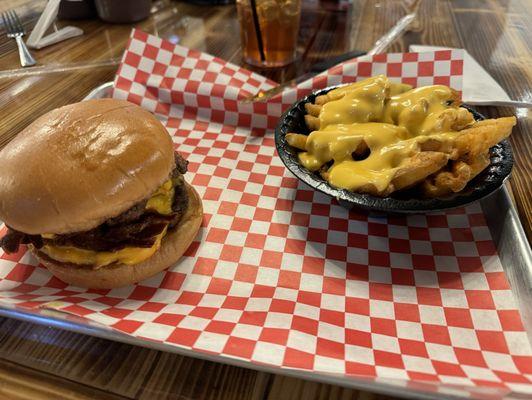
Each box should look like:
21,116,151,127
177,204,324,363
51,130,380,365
2,9,36,67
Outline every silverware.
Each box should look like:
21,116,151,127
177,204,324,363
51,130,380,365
2,9,36,67
366,13,416,56
242,11,418,103
466,100,532,108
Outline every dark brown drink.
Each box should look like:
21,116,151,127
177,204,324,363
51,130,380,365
237,0,301,67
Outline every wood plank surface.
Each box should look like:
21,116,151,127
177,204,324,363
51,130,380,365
0,0,530,399
0,318,391,400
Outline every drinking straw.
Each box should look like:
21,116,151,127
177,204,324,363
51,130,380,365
249,0,266,62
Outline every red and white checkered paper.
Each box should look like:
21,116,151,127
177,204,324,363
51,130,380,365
1,29,531,399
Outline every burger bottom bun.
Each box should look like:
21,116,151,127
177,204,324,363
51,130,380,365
31,183,203,289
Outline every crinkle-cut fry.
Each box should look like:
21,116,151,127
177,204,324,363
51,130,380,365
422,151,490,198
331,180,392,197
454,116,516,157
448,88,462,107
354,152,450,197
474,117,516,128
461,150,491,174
421,179,451,198
304,115,320,131
430,107,475,133
304,102,322,117
419,136,457,155
285,133,308,150
320,167,394,198
319,166,330,181
392,151,450,192
357,183,392,197
419,115,513,159
314,89,346,105
453,107,476,130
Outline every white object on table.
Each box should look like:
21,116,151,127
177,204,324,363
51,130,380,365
368,13,417,56
26,0,83,49
410,45,532,108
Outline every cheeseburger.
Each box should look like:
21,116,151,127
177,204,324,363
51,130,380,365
0,99,203,289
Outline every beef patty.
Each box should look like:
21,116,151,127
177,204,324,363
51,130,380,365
0,152,189,254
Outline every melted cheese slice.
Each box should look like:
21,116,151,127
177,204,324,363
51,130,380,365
146,179,174,214
41,179,175,268
41,228,167,269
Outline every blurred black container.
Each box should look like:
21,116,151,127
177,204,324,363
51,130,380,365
184,0,234,4
94,0,152,23
58,0,98,19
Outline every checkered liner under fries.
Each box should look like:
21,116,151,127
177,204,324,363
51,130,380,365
0,30,531,398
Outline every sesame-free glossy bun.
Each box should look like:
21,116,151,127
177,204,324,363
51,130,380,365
0,99,175,235
31,183,203,289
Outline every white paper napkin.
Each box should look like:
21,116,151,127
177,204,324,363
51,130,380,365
409,45,531,107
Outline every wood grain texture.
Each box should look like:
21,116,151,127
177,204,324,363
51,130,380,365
0,359,129,400
0,0,530,399
446,0,532,239
0,318,387,400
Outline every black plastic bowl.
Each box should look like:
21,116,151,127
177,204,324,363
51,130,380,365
274,85,513,214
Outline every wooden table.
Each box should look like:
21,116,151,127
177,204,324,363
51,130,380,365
0,0,530,398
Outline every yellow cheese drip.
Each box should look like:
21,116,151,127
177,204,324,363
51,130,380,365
299,77,467,193
146,179,174,214
41,227,167,269
40,179,175,268
300,123,423,192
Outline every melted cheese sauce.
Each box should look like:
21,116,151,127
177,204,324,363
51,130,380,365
299,76,469,192
318,76,390,127
383,86,455,135
41,179,175,268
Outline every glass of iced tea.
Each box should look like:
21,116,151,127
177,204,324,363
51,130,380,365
236,0,301,67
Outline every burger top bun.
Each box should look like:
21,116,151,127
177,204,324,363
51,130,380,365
0,99,175,235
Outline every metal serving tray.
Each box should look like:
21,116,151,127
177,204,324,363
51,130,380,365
0,82,530,400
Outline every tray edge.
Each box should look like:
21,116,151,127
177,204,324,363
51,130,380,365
0,81,529,400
